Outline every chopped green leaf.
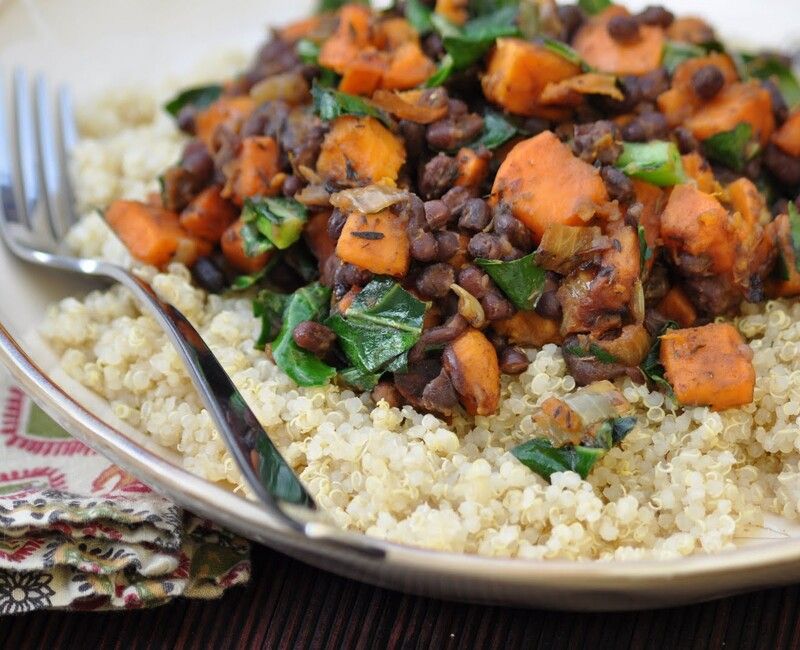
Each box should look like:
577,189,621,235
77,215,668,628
240,221,275,258
788,202,800,274
612,415,637,444
661,41,707,73
475,253,546,311
339,366,381,391
426,54,456,87
272,283,336,387
253,290,290,348
243,197,308,250
311,83,392,126
637,224,653,273
578,0,612,15
405,0,434,34
163,84,223,118
615,140,687,186
540,36,586,69
473,109,520,149
512,438,606,480
564,342,619,365
741,53,800,109
327,278,427,374
317,0,369,12
639,321,678,397
702,122,758,171
469,0,518,16
231,269,268,291
296,38,321,65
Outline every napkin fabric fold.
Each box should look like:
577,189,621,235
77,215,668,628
0,376,250,613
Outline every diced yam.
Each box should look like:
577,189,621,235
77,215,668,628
335,209,410,277
180,186,238,242
660,323,755,410
684,81,775,145
491,131,609,243
195,96,255,148
481,38,580,118
660,184,736,274
319,5,373,74
381,42,435,90
680,152,718,193
443,328,500,415
493,311,563,347
228,136,280,206
316,116,406,184
772,110,800,157
658,286,697,328
220,218,272,274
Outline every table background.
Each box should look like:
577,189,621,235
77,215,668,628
1,543,799,649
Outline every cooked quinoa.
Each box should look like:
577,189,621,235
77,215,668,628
37,88,800,561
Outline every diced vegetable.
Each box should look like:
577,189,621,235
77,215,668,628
727,177,769,228
243,197,309,250
250,71,310,105
303,210,337,276
661,41,707,73
666,16,715,45
228,136,280,205
271,283,336,387
660,184,736,274
434,0,468,25
405,0,434,33
164,84,223,118
338,51,386,95
311,84,392,126
339,366,382,391
327,278,426,374
684,81,775,146
318,4,373,74
538,73,624,107
329,184,409,214
660,323,755,410
632,179,665,273
442,328,500,415
740,52,800,109
316,116,406,184
475,253,546,310
511,437,606,481
106,200,208,269
454,147,490,187
336,209,411,277
639,320,677,395
493,311,563,347
369,89,448,124
471,109,521,149
701,123,758,172
382,41,436,90
221,219,274,274
194,96,255,148
569,324,651,368
767,206,800,297
657,287,697,328
680,152,718,193
253,290,290,348
535,224,607,274
572,6,665,76
615,141,687,187
492,131,609,243
481,38,580,118
179,186,238,243
771,110,800,157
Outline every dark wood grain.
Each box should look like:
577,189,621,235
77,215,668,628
0,543,797,649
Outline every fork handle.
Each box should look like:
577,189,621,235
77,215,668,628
98,262,317,525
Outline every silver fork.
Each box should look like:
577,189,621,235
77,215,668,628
0,70,317,526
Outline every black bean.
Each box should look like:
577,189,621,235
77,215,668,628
764,143,800,188
435,230,461,262
426,113,484,151
772,198,790,218
557,4,585,41
334,262,372,288
500,347,529,375
409,314,469,362
421,368,459,414
292,321,336,356
607,15,640,43
673,126,699,154
572,120,622,165
422,32,445,60
600,166,635,202
763,80,789,125
424,200,451,230
191,256,226,293
441,186,472,217
398,119,427,164
416,263,456,299
691,65,725,100
457,265,492,299
176,105,197,134
371,381,402,407
458,198,491,231
521,116,550,136
281,175,303,197
448,99,468,117
419,153,459,199
633,68,670,103
636,5,674,27
181,140,214,179
468,233,515,260
621,111,669,142
410,231,440,262
492,204,532,250
327,209,347,240
481,291,515,321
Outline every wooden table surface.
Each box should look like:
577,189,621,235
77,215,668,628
2,544,799,649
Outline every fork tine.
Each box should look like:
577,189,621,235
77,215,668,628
33,75,66,240
12,69,37,230
0,71,20,229
56,85,78,226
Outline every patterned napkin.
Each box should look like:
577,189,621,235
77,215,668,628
0,374,251,613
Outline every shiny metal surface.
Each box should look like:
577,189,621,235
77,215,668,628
0,71,320,530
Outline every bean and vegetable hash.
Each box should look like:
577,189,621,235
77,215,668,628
43,0,800,558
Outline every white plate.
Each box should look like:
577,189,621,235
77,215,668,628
3,0,800,610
